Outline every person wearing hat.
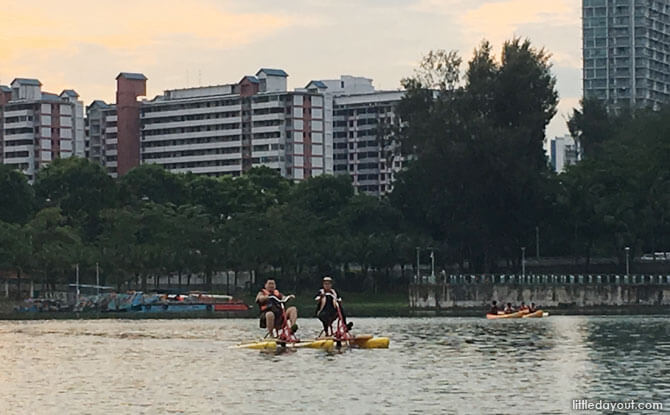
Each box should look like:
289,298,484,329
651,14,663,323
314,276,352,336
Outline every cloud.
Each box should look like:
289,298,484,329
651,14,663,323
1,0,292,53
0,0,294,94
459,0,579,46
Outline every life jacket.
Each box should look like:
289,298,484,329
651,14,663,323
259,288,281,312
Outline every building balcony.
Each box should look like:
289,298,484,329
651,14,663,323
3,121,34,129
251,125,283,134
142,105,241,120
142,129,242,142
142,152,242,165
161,164,242,175
142,141,241,154
252,113,285,122
3,133,35,141
251,101,285,110
3,109,32,118
142,117,241,131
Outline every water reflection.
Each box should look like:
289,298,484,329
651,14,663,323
0,316,668,414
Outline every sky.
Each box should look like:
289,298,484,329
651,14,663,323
0,0,581,139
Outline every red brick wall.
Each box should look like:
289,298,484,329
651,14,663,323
116,77,146,176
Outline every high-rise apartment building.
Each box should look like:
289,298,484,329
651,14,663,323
82,70,407,196
305,76,404,196
550,135,581,173
583,0,670,111
103,69,330,180
85,100,117,176
0,78,85,181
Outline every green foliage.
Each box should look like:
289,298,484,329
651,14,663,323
560,107,670,263
28,208,83,290
119,163,187,206
34,157,117,240
393,38,558,271
0,165,34,224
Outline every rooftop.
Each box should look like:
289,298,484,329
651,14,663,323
87,100,112,110
116,72,148,81
60,89,79,98
240,75,260,84
306,80,328,89
41,92,62,102
256,68,288,77
11,78,42,86
0,85,11,93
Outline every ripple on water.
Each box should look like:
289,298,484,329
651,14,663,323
0,316,669,414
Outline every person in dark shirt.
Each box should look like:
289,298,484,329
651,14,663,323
489,301,499,315
314,276,352,336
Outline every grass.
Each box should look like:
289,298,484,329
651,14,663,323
240,291,410,317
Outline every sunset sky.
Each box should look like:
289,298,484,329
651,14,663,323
0,0,581,138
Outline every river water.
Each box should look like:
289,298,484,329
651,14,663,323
0,316,669,414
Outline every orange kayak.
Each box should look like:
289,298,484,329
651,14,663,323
522,310,548,318
486,310,529,319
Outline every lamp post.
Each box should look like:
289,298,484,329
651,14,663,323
429,248,435,280
416,247,421,283
521,247,526,278
625,246,630,276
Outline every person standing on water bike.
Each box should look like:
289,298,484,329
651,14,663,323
315,276,352,336
256,279,298,338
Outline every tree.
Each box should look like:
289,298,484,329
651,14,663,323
28,208,82,293
119,164,188,206
567,98,626,158
0,165,34,224
97,208,141,289
33,157,117,239
0,221,32,298
393,38,558,272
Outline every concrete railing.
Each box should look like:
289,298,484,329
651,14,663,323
410,274,670,309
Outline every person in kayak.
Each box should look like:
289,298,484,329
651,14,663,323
315,276,352,336
503,302,514,314
489,301,500,315
256,279,298,338
519,302,529,312
528,302,537,312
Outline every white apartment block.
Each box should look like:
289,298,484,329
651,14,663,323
0,78,85,181
138,69,328,180
85,101,118,177
305,76,404,196
550,135,581,173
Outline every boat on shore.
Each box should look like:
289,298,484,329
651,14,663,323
16,291,250,314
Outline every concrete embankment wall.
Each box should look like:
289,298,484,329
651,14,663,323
410,274,670,310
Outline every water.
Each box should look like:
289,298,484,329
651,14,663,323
0,316,669,414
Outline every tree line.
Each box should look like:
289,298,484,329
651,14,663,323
1,38,668,298
0,160,419,296
391,39,670,272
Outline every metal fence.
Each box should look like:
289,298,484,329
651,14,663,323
414,274,670,285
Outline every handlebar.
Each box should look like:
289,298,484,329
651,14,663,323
268,295,294,303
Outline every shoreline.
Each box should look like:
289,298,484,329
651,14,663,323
1,306,670,320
